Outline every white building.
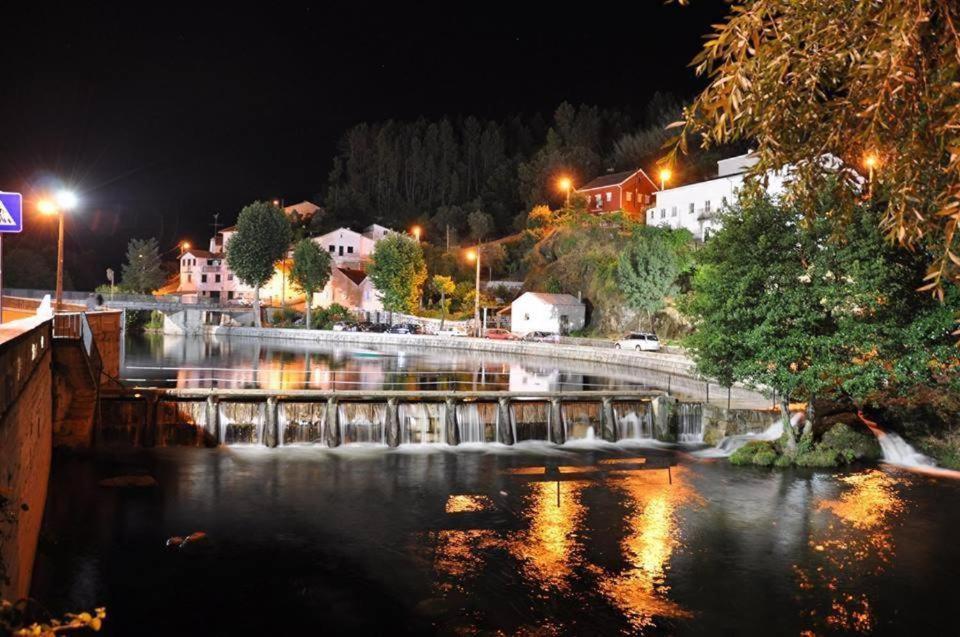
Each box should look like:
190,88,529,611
647,153,788,240
510,292,586,336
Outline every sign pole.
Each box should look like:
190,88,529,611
0,234,4,323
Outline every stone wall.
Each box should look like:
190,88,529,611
85,310,122,382
0,317,53,600
701,403,781,446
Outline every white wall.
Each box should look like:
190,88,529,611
312,228,376,268
511,296,586,335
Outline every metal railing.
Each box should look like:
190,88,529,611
53,312,104,387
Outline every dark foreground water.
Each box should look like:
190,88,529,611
31,445,960,635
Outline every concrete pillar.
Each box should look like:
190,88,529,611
444,398,460,446
601,397,617,442
385,398,401,447
651,395,678,443
324,398,340,447
496,397,514,445
264,397,279,447
549,398,565,445
205,395,220,446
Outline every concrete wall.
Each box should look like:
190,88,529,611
85,310,122,382
0,317,53,600
701,403,781,446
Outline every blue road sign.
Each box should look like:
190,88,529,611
0,192,23,233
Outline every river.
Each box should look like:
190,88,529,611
28,333,958,634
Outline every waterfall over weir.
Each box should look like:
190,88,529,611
612,402,653,440
678,403,704,443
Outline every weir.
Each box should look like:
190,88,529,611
95,388,720,448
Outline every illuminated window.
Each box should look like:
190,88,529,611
606,191,612,202
626,192,633,202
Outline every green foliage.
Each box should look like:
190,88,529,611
367,234,427,313
794,447,841,468
290,239,332,329
431,274,456,327
675,0,960,291
616,226,689,330
226,201,292,289
683,189,960,409
270,307,303,327
467,210,494,242
730,440,777,466
120,237,165,293
312,303,351,329
821,423,883,462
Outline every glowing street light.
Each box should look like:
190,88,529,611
863,153,880,197
38,189,78,312
557,176,573,205
180,240,191,255
466,247,481,336
658,168,672,191
411,225,422,242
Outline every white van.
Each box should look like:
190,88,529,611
614,332,661,352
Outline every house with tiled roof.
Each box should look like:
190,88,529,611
509,292,586,336
575,168,659,218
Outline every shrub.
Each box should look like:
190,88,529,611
795,447,841,467
730,440,777,466
820,422,882,461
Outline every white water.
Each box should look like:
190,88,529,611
861,417,935,469
693,413,795,459
678,403,704,443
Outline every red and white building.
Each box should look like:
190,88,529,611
575,168,659,218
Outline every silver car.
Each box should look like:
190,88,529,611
614,332,661,352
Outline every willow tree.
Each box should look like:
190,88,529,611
226,201,291,327
671,0,960,295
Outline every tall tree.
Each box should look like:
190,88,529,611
683,188,960,446
290,239,332,329
616,228,684,330
672,0,960,294
226,201,292,327
431,274,456,329
367,233,427,314
467,210,494,243
120,237,165,293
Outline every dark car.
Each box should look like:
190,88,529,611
388,323,422,335
362,322,390,333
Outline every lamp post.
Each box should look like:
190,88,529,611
411,225,422,243
38,190,77,312
863,153,879,198
467,247,481,337
658,168,672,192
557,177,572,206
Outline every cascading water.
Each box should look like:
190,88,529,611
456,402,497,443
157,400,207,446
279,402,326,445
677,403,704,443
510,401,550,442
399,403,445,444
562,402,601,442
694,417,789,458
338,402,386,445
858,411,935,469
219,402,265,445
613,401,653,440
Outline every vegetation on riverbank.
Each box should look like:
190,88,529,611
731,422,882,468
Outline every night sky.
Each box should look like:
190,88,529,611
0,3,727,286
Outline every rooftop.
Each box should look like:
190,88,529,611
516,292,583,306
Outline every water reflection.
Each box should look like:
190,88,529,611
508,481,587,594
797,469,906,635
430,529,500,594
122,333,650,392
598,467,699,629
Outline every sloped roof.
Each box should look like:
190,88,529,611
219,225,237,233
515,292,583,306
577,168,658,191
183,248,221,259
337,267,367,285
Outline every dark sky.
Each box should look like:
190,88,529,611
0,2,727,286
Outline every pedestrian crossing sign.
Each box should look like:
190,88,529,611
0,192,23,233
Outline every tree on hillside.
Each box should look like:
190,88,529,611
673,0,960,294
120,238,165,293
290,239,332,329
226,201,292,327
367,233,427,314
467,210,494,243
431,275,456,329
683,189,960,447
616,228,684,331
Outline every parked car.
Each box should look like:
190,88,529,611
614,332,661,352
362,322,390,333
436,327,467,337
388,323,423,335
484,328,518,341
522,331,561,344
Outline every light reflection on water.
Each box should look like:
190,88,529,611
797,469,906,635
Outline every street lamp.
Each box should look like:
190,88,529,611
180,240,191,255
466,247,481,336
658,168,672,191
557,176,573,206
411,225,422,242
863,153,879,197
38,190,77,312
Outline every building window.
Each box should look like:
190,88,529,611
215,274,221,283
689,203,695,215
721,196,728,208
201,274,207,283
671,206,677,217
649,210,654,220
228,274,233,281
524,313,530,321
329,245,335,252
187,274,192,283
228,292,234,300
606,191,612,202
660,208,666,219
347,246,354,254
595,194,602,207
207,259,214,266
626,191,633,202
338,246,344,256
704,200,711,213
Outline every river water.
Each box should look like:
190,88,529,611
29,334,959,634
